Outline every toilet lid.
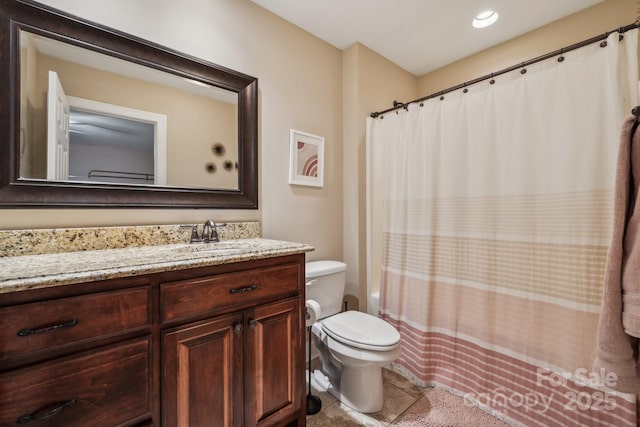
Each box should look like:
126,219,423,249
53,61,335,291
321,311,400,351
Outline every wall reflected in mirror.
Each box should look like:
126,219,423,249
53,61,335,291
19,30,240,190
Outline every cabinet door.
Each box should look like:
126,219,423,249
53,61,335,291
245,298,302,427
163,313,244,427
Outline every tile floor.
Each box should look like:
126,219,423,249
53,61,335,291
306,366,509,427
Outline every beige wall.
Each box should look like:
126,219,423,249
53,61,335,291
418,0,636,95
342,43,417,309
20,36,44,179
3,0,344,263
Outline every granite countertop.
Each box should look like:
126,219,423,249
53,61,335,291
0,238,314,294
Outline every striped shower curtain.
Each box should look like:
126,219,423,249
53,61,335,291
366,30,639,426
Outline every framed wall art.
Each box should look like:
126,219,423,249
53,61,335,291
289,129,324,187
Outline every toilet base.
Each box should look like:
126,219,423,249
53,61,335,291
313,364,385,413
339,365,384,413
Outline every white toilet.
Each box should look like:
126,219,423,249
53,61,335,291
306,260,401,413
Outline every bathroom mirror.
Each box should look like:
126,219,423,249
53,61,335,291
0,0,258,208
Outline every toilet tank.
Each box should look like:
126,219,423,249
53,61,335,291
305,260,347,319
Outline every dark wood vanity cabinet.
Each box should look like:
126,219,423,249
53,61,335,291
163,298,301,427
0,254,306,427
161,260,304,427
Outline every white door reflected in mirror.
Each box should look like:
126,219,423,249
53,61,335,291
46,70,69,181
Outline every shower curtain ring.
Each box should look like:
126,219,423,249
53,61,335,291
520,62,527,74
558,48,565,62
600,33,609,48
490,73,495,85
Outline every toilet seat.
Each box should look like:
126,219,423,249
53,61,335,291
321,311,400,351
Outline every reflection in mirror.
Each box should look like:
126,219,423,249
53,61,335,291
0,0,257,208
68,107,160,185
19,30,239,190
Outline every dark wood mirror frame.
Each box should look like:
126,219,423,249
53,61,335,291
0,0,258,209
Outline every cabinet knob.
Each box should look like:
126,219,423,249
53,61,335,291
248,319,257,329
233,323,243,334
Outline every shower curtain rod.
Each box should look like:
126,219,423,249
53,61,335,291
370,21,639,118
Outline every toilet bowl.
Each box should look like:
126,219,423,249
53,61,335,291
306,260,401,413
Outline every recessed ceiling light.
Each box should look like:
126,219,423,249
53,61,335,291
472,10,499,29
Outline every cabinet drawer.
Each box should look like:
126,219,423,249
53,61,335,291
0,337,151,427
161,263,301,323
0,286,150,362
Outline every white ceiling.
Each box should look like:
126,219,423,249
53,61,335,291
250,0,604,76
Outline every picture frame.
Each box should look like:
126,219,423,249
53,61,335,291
289,129,324,187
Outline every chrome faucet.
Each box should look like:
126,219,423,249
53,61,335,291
180,219,219,243
201,219,219,243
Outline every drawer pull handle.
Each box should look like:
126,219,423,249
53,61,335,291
248,319,257,329
234,323,243,334
17,398,78,424
229,284,257,294
17,319,78,337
